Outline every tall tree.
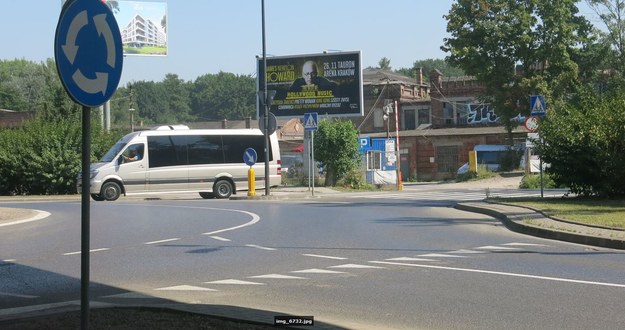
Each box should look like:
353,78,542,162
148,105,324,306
378,57,392,70
190,72,255,121
586,0,625,74
442,0,594,138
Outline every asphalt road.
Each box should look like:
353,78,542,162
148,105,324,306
1,188,625,329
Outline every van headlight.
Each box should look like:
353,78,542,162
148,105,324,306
77,170,99,180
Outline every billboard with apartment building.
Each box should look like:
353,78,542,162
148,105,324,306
109,0,168,56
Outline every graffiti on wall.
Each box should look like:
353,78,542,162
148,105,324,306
467,104,499,124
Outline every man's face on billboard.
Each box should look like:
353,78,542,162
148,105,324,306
303,61,317,85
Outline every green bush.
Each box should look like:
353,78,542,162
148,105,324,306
0,115,123,195
519,173,558,189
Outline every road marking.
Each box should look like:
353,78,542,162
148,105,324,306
144,238,180,245
101,292,154,299
201,209,260,235
449,249,487,254
205,279,265,285
0,291,38,299
63,248,110,256
209,236,231,241
302,254,348,260
502,242,549,247
249,274,308,279
476,246,523,251
418,253,467,258
369,261,625,288
291,268,347,274
386,257,436,262
155,285,217,291
245,244,276,251
0,210,50,227
2,259,16,263
329,264,385,269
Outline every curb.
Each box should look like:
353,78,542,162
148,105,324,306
455,202,625,250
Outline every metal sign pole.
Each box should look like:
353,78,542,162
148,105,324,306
80,106,91,330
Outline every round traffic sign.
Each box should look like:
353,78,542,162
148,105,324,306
55,0,123,107
244,148,258,166
524,116,540,132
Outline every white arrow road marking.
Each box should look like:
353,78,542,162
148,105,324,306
93,13,116,67
155,285,217,291
248,274,308,279
62,10,87,64
205,279,265,285
72,69,108,95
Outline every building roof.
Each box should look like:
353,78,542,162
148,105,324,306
363,68,419,85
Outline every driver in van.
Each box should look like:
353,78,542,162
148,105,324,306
123,149,139,163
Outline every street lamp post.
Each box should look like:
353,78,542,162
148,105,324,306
129,108,135,132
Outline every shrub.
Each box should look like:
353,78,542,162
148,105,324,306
519,173,558,189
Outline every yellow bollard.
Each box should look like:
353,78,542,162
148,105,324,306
247,167,256,196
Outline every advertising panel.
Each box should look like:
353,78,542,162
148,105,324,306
257,51,363,118
109,0,168,56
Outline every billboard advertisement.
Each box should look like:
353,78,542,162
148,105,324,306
108,0,168,56
257,51,363,118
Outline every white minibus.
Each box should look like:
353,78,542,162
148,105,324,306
78,125,281,201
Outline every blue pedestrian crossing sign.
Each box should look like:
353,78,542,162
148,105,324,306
530,95,546,116
304,112,319,131
55,0,123,107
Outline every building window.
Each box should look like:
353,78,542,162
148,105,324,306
417,107,431,125
437,146,458,173
374,108,384,128
403,109,416,130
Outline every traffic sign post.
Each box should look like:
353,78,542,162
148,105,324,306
244,148,258,196
303,113,318,196
54,1,123,329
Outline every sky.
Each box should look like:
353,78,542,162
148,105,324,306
1,0,602,86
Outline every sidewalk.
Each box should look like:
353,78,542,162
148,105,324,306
456,201,625,250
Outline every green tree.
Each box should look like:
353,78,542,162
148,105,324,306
396,58,465,81
442,0,594,140
536,88,625,196
378,57,392,70
314,119,360,186
586,0,625,71
190,72,256,120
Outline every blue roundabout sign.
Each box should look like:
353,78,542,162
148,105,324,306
55,0,123,107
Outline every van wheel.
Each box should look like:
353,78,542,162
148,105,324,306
91,194,105,201
214,180,233,199
101,182,122,201
199,192,215,199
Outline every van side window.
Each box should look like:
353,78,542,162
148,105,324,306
148,135,187,168
188,135,223,165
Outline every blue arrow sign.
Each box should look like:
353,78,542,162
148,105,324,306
55,0,123,107
244,147,257,166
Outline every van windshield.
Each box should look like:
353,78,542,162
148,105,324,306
100,142,127,162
